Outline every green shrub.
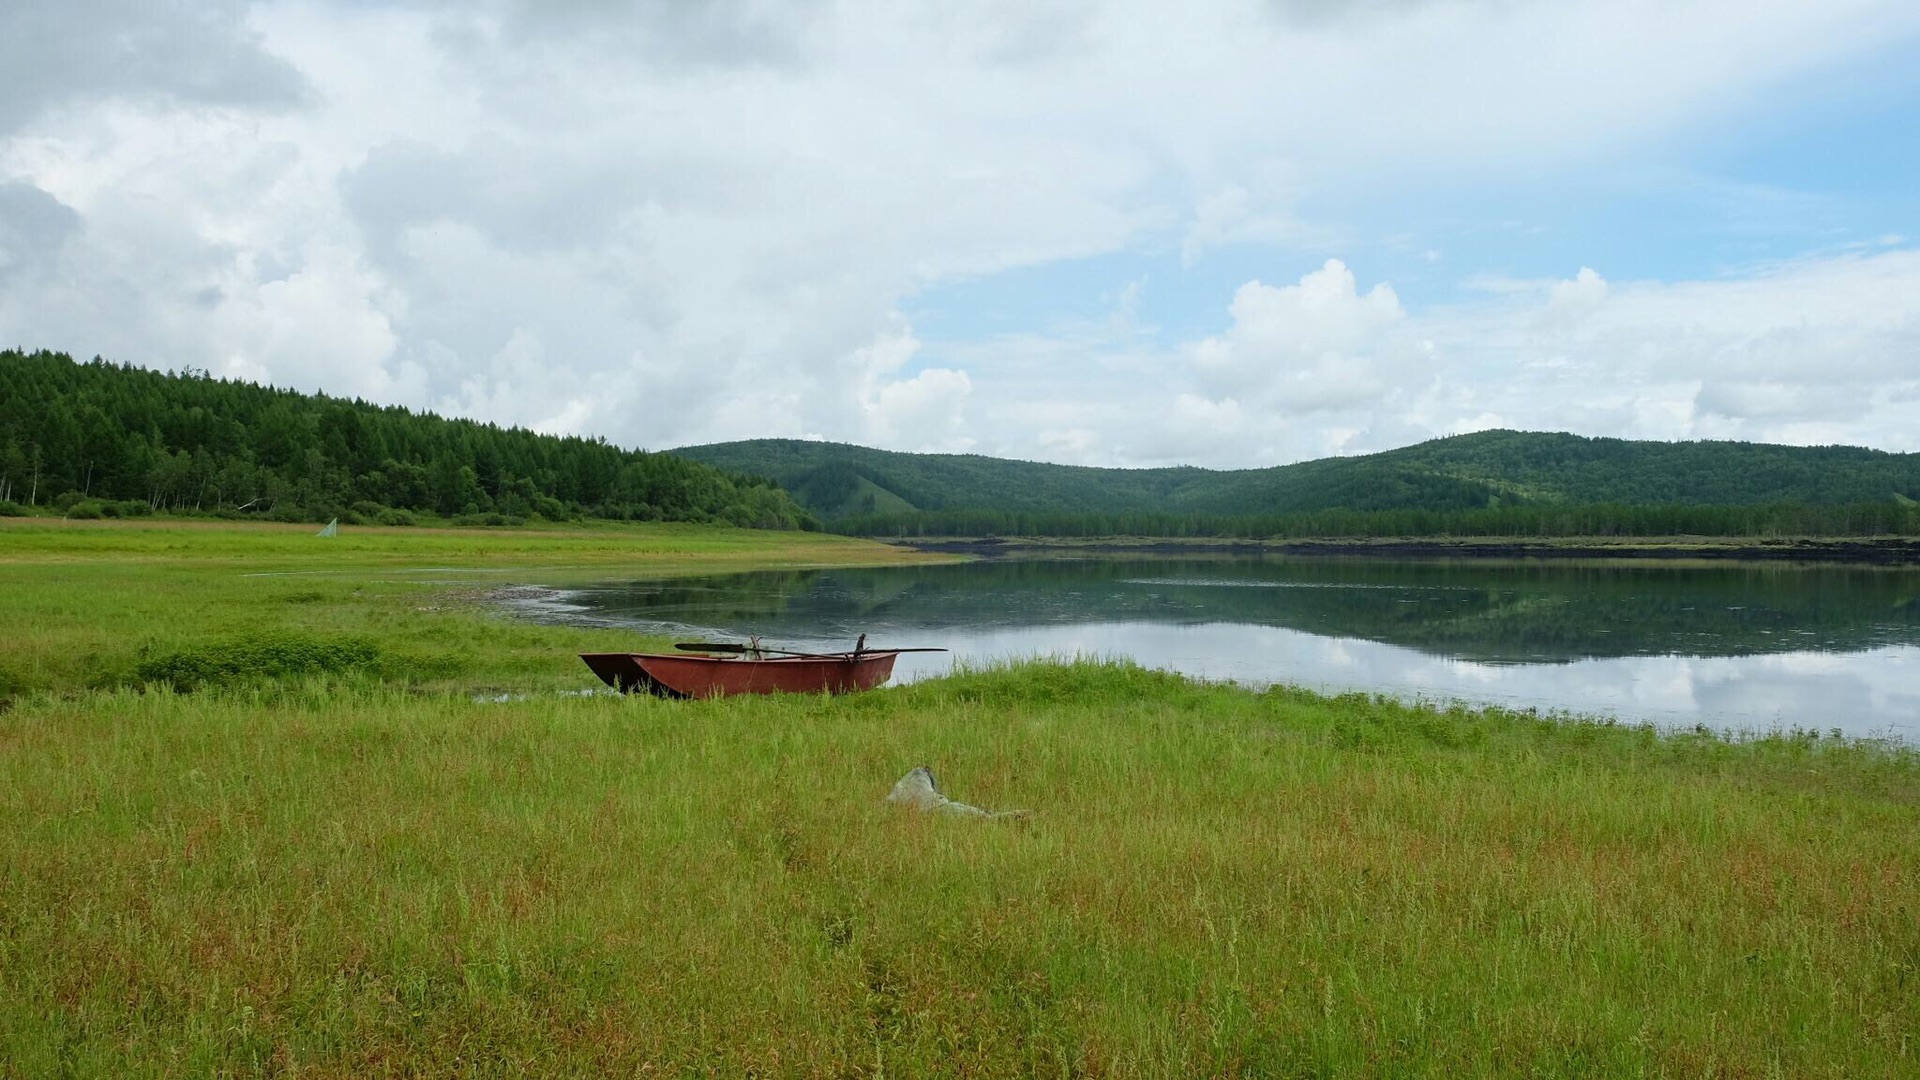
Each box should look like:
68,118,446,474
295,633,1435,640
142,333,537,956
98,500,153,518
66,501,104,520
134,634,385,691
0,500,24,517
378,508,417,527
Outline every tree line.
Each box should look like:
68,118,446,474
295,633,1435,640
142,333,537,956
0,350,817,529
835,500,1920,540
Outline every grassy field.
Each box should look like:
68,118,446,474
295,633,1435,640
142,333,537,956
2,520,1916,1077
0,517,936,697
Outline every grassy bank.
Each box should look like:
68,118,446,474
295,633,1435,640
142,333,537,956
1,521,1916,1076
0,517,935,697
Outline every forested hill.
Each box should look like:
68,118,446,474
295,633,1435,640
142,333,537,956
0,350,815,528
672,433,1920,538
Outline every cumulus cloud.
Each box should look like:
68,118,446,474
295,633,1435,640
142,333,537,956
1546,267,1608,320
833,322,975,452
1405,251,1920,449
866,368,975,452
217,243,409,400
1188,259,1413,414
924,248,1920,468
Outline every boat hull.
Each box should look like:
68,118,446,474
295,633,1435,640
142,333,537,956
580,651,901,698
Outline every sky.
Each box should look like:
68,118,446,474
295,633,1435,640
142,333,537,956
1,0,1917,469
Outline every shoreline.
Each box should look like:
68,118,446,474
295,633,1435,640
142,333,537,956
885,534,1920,564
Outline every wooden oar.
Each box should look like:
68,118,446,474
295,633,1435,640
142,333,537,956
673,642,825,656
673,642,948,655
672,643,823,658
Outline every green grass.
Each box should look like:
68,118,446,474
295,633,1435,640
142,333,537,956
1,520,1917,1077
0,517,936,697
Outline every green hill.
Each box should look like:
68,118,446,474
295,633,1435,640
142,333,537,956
0,350,816,529
672,433,1920,538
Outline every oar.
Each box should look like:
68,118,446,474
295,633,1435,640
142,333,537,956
672,643,848,659
673,642,948,655
674,642,812,657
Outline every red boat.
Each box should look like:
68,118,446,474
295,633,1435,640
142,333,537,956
581,637,940,699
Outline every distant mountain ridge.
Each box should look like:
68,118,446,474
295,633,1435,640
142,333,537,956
671,431,1920,536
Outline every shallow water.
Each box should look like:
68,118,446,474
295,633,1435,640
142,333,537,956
524,556,1920,739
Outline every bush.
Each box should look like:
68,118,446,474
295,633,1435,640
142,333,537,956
98,500,153,518
453,512,524,527
0,500,24,517
134,634,384,691
66,501,104,520
378,508,417,527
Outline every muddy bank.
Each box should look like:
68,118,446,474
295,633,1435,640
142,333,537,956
888,535,1920,564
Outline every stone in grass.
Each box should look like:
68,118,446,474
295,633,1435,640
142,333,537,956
886,766,1031,820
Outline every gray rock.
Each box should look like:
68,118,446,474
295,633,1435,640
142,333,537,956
885,766,1031,820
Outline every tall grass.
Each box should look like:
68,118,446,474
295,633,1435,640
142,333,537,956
1,521,1915,1076
3,673,1915,1076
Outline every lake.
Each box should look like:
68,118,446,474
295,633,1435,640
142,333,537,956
524,556,1920,739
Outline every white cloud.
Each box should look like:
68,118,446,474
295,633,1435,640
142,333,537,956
0,0,1917,468
1694,381,1867,424
1180,183,1325,265
866,367,975,452
1188,259,1412,414
1402,250,1920,450
0,180,80,282
221,242,408,400
834,322,974,452
0,0,309,135
1546,267,1609,320
921,247,1920,468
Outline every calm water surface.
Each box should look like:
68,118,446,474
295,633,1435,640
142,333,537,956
530,557,1920,739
